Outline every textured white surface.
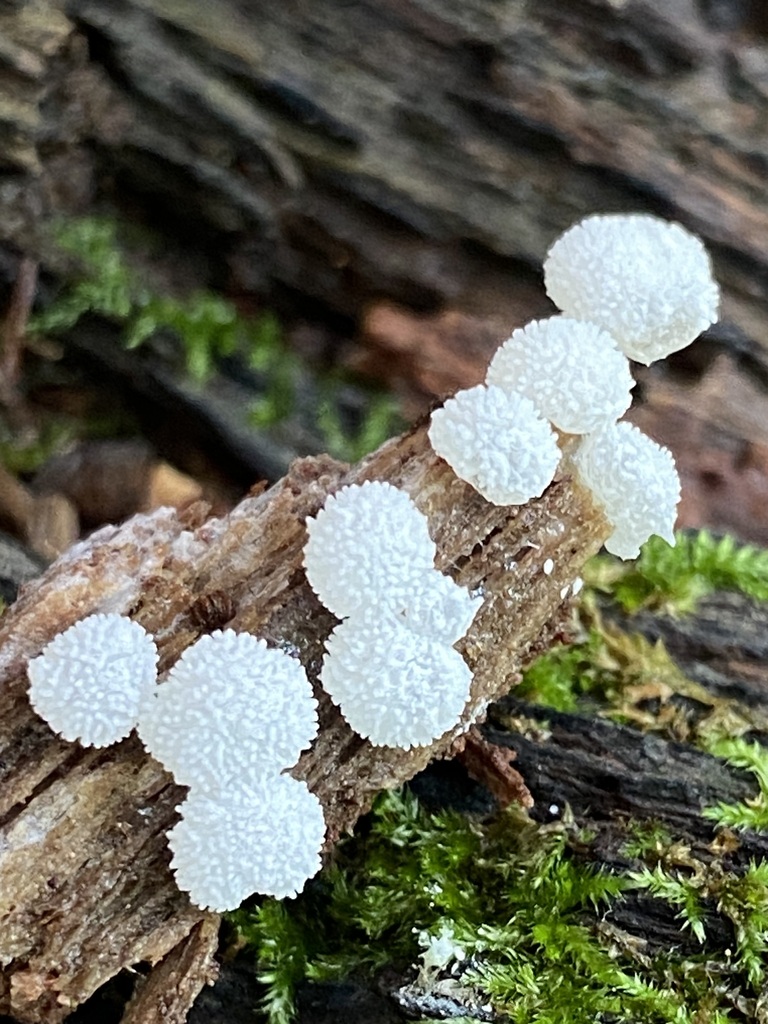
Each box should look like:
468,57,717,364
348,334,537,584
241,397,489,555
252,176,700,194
321,616,473,748
383,569,483,645
487,316,633,433
544,214,719,365
574,421,680,559
138,629,317,787
27,614,158,747
168,775,326,909
304,481,436,619
429,384,561,505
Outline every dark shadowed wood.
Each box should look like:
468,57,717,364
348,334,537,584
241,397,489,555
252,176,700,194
4,0,768,537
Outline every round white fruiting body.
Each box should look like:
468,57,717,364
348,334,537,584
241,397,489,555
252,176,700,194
304,480,436,619
138,629,318,789
306,483,482,749
27,613,158,748
380,569,483,646
573,421,680,560
428,384,561,506
321,613,473,748
543,213,719,365
168,774,326,910
487,316,634,434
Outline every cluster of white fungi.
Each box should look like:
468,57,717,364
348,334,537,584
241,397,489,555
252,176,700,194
25,214,719,912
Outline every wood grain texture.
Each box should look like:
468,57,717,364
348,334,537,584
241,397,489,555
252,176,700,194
0,424,609,1021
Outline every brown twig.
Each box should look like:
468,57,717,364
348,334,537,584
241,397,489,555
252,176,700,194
0,256,38,413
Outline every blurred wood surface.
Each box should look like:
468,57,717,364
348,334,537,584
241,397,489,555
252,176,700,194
3,0,768,535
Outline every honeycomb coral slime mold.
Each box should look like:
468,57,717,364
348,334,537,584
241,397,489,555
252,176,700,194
138,629,318,789
573,421,680,560
428,384,561,506
27,613,158,748
307,482,482,748
304,480,436,619
486,316,634,434
543,213,719,365
168,774,326,910
321,614,473,748
387,570,483,646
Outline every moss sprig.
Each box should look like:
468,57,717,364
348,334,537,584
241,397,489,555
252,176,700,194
587,531,768,615
230,789,764,1024
700,738,768,832
32,217,400,459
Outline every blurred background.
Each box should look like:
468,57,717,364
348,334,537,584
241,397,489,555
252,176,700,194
2,0,768,579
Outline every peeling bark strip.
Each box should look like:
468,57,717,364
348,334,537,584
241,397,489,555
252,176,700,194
0,424,609,1022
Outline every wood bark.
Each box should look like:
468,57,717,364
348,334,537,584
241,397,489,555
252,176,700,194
0,13,766,409
0,425,610,1022
50,0,768,345
4,0,768,534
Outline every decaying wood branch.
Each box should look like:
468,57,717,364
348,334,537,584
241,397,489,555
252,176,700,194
0,423,609,1022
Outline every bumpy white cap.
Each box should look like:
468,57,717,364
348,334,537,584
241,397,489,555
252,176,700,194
304,481,436,619
168,775,326,910
384,570,483,646
486,316,634,434
138,630,317,788
321,615,473,748
429,384,561,505
27,613,158,747
544,214,719,365
574,421,680,560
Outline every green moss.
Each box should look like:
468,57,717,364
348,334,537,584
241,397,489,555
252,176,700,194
227,529,768,1023
630,864,708,943
515,627,605,712
700,738,768,832
33,216,401,457
0,420,77,475
231,791,761,1024
316,382,404,463
125,290,242,384
32,218,135,331
622,820,673,860
34,217,281,387
516,599,693,723
626,857,768,995
587,531,768,615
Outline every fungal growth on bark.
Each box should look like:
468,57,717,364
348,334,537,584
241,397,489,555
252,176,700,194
486,316,634,434
306,481,482,748
27,613,158,747
543,213,720,364
429,213,718,562
572,421,681,560
2,210,721,1023
428,384,562,505
138,629,318,788
167,775,326,909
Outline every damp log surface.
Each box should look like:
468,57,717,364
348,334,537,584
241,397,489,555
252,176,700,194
3,0,768,538
3,0,768,344
0,424,609,1023
52,0,768,361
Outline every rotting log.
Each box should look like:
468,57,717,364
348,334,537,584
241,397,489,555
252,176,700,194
4,0,768,539
0,423,610,1023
